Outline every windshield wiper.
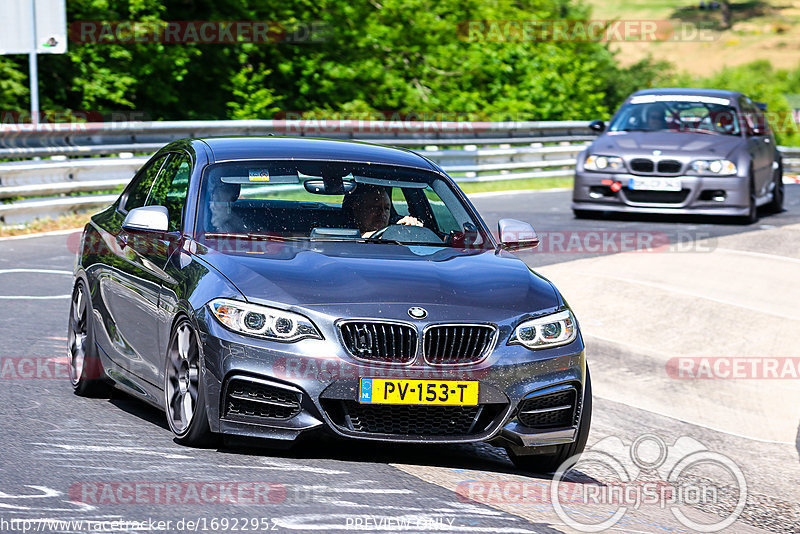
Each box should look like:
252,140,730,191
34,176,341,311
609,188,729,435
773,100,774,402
355,238,447,247
203,233,309,242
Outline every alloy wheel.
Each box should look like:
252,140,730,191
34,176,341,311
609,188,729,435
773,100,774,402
68,285,88,385
166,323,200,435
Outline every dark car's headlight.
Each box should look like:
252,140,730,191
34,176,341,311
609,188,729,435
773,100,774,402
209,298,322,342
584,155,623,172
509,310,577,349
690,159,737,175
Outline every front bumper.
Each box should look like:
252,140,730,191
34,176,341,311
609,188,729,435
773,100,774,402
196,307,586,449
572,170,750,216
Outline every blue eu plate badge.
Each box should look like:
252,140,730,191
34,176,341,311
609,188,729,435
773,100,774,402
360,378,373,402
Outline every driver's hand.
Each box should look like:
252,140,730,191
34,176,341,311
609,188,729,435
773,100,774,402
397,216,423,227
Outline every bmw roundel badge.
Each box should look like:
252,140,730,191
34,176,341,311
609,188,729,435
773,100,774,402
408,307,428,319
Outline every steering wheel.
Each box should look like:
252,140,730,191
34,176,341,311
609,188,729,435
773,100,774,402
368,224,393,239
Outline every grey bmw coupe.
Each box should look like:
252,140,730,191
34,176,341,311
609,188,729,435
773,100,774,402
572,88,784,223
68,137,590,473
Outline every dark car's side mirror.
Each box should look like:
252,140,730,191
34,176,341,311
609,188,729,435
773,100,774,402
122,205,169,233
497,219,539,251
588,120,605,133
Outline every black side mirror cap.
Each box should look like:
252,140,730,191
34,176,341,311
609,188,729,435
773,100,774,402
589,120,605,133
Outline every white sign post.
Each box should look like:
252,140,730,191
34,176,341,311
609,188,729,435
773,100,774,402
0,0,68,126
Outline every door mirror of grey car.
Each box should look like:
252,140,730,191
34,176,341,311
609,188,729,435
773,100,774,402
497,219,539,251
122,205,169,233
589,120,605,133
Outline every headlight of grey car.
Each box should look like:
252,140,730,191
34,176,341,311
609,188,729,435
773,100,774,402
689,159,737,175
584,155,624,172
209,298,322,342
509,309,577,349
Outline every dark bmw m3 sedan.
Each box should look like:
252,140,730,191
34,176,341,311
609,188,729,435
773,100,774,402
68,137,591,473
573,88,784,223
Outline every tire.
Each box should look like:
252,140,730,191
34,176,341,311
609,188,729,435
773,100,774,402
506,367,593,474
68,280,111,397
765,163,784,214
164,319,216,447
738,173,758,225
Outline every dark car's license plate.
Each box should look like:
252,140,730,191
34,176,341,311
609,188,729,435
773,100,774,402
358,378,478,405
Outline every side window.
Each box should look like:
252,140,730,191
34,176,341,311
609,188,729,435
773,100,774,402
740,100,764,135
146,153,192,232
120,155,169,213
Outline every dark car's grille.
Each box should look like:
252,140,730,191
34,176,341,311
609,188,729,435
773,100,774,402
517,387,577,429
657,160,682,174
224,378,301,420
339,321,417,364
329,400,505,436
423,325,496,365
630,158,655,173
624,188,690,204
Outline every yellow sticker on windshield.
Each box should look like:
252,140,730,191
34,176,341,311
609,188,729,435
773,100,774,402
248,169,270,182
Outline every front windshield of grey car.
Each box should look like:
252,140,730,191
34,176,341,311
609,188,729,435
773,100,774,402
196,160,491,248
608,96,742,136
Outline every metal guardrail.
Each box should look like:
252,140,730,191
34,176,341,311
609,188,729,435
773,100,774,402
0,120,593,225
0,120,798,225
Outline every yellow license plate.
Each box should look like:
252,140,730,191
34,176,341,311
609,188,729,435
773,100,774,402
358,378,478,405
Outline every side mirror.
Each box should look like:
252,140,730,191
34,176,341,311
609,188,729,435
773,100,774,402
122,206,169,233
498,219,539,251
588,120,605,133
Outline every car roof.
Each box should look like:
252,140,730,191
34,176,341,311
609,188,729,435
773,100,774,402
630,87,744,100
191,136,438,172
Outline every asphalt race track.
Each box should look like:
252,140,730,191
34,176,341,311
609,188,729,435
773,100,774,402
1,186,799,533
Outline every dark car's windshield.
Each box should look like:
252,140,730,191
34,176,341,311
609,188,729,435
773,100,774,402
608,95,741,136
196,160,490,249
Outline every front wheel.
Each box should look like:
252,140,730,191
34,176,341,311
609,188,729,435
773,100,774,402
68,280,110,397
164,319,215,447
506,367,593,474
738,174,758,225
765,163,784,214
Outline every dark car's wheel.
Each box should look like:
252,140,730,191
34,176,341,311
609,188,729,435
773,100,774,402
68,280,111,397
165,319,215,446
506,367,593,474
765,162,784,214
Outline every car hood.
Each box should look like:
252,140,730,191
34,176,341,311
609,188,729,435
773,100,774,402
594,131,744,159
197,241,558,315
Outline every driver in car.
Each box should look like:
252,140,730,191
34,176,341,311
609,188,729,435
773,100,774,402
342,184,423,238
644,103,667,131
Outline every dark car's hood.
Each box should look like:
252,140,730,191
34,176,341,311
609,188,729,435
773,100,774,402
594,131,744,159
197,242,558,314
